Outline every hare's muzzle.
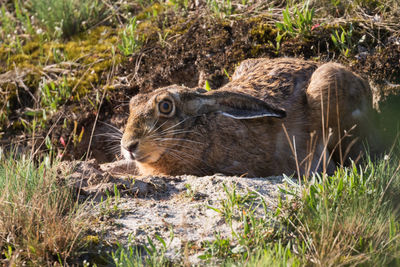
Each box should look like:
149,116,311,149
121,140,139,160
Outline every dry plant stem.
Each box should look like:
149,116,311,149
329,215,341,255
379,159,400,205
72,59,105,93
31,114,63,158
76,87,107,202
287,214,319,265
85,42,118,161
282,123,301,185
93,0,123,28
17,78,37,103
300,132,318,180
312,130,332,177
247,186,277,209
343,136,361,164
85,87,107,162
31,117,36,157
78,47,118,199
66,210,87,259
326,125,356,165
322,83,330,176
334,79,344,166
129,52,144,84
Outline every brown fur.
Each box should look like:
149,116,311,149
121,58,379,177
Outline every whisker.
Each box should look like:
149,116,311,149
154,138,203,145
160,129,193,134
145,117,159,137
156,135,233,155
147,119,168,138
94,133,122,139
156,141,197,151
109,150,122,156
104,142,121,148
103,143,122,152
155,129,198,137
98,121,123,133
157,144,211,168
103,140,121,145
106,147,121,153
94,132,122,136
159,118,190,134
166,149,208,176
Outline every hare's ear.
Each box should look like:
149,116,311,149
213,91,286,119
185,90,286,119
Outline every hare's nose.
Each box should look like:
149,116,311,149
124,140,139,153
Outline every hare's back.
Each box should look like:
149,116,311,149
225,58,319,108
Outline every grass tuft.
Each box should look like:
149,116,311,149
110,232,173,267
29,0,108,38
276,0,315,39
0,150,88,265
118,17,144,56
197,152,400,266
285,154,400,266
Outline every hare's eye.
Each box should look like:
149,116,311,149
158,100,173,115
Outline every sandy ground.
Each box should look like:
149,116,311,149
63,159,291,263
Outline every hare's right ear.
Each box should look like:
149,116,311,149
184,90,286,119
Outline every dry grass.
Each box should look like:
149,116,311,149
0,151,89,265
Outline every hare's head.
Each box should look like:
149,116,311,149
121,85,286,176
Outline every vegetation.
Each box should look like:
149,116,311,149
206,0,234,18
1,0,400,265
331,23,355,57
118,17,144,56
30,0,108,38
0,150,88,265
111,233,173,266
106,153,400,266
276,1,315,38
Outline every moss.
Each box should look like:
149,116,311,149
76,26,113,41
42,42,65,51
136,2,165,20
249,20,277,43
0,46,11,62
165,17,192,36
103,84,116,91
84,235,100,245
9,54,31,64
92,58,115,73
250,44,263,57
0,25,122,106
136,20,161,41
66,72,99,97
24,73,41,88
22,41,40,54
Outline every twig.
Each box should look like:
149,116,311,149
31,113,63,158
282,123,301,185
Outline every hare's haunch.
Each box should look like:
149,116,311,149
121,58,379,177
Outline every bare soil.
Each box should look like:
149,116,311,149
62,159,288,264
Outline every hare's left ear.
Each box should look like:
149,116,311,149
185,90,286,119
213,91,286,119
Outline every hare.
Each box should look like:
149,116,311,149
121,58,379,177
